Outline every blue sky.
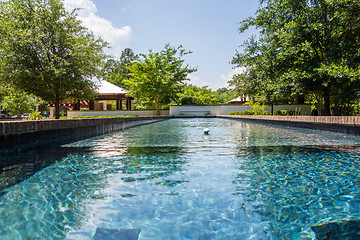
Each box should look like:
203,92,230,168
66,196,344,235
3,0,260,90
63,0,260,90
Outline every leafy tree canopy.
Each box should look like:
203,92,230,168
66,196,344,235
231,0,360,115
104,48,137,90
216,87,237,104
178,84,219,105
0,82,11,103
2,88,35,116
125,44,197,115
0,0,108,118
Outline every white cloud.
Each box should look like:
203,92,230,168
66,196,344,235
187,74,200,84
64,0,132,58
220,67,245,83
187,74,211,88
187,68,245,90
121,5,132,12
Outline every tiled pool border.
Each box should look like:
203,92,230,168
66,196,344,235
0,116,173,148
218,115,360,136
1,115,360,148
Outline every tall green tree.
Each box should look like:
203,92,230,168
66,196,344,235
230,36,300,106
104,48,137,89
2,88,36,116
0,83,10,104
125,44,197,115
178,84,219,105
0,0,108,119
216,87,238,104
231,0,360,115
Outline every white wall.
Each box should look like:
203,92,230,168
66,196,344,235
220,104,312,116
219,105,252,115
169,105,221,116
67,110,169,118
170,104,312,116
68,104,312,118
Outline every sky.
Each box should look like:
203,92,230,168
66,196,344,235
2,0,260,90
62,0,261,90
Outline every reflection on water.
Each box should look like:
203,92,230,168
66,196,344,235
233,145,360,239
0,145,188,239
0,118,360,239
120,146,187,185
0,120,190,239
0,152,105,239
0,147,91,194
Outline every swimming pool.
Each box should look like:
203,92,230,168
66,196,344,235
1,118,360,239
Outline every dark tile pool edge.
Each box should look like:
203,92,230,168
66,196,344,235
0,116,173,149
218,115,360,136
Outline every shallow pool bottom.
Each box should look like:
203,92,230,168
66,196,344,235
1,118,360,239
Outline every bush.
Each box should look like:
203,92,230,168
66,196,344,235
258,111,271,115
71,116,96,119
351,105,360,116
71,115,138,119
274,110,295,116
229,111,270,115
229,111,254,115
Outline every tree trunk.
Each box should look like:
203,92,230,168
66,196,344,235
155,98,161,116
54,100,60,119
35,97,39,112
323,91,331,116
155,102,161,116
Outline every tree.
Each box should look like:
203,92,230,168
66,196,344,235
178,84,219,105
2,88,35,116
0,82,10,113
104,48,137,89
0,83,10,104
216,87,237,104
231,0,360,115
0,0,108,119
125,44,197,115
230,36,300,107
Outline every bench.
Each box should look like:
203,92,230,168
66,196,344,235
179,111,212,116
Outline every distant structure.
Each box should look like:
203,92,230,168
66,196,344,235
228,95,249,105
89,80,134,111
48,80,134,112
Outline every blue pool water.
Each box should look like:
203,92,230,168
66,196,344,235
1,118,360,239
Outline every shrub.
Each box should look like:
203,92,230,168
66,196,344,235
71,115,138,119
258,111,271,115
351,105,360,116
25,111,42,120
71,116,96,119
229,111,270,115
229,111,254,115
274,110,296,116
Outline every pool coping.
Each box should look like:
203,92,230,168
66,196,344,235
218,115,360,136
2,115,360,148
0,116,173,148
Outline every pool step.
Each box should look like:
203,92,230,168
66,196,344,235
92,228,141,240
312,219,360,239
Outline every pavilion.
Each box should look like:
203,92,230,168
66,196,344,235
228,95,249,105
50,80,134,111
